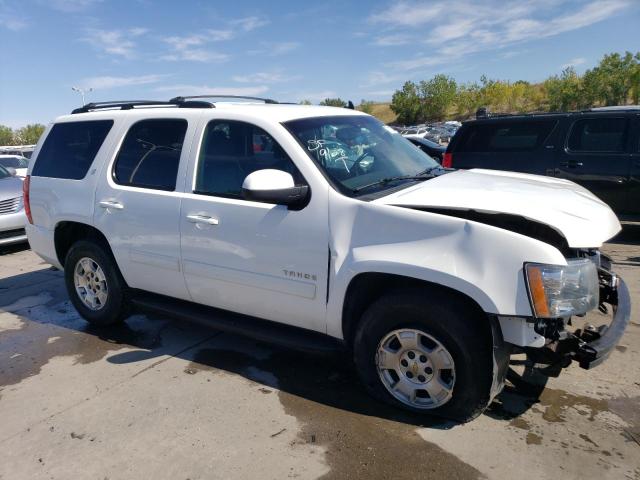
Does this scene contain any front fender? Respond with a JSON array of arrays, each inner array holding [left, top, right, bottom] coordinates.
[[325, 192, 567, 339]]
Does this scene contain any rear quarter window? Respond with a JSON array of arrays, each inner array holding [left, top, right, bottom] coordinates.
[[567, 117, 629, 153], [32, 120, 113, 179], [454, 120, 557, 153]]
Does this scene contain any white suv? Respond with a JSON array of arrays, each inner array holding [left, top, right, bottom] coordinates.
[[25, 97, 631, 421]]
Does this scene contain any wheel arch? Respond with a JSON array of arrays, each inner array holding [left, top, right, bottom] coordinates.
[[341, 272, 491, 347], [54, 221, 115, 268]]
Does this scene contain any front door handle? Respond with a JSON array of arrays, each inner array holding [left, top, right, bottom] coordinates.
[[99, 200, 124, 210], [559, 160, 583, 168], [186, 214, 219, 225]]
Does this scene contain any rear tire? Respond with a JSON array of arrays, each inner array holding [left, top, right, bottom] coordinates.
[[64, 240, 129, 326], [353, 289, 494, 422]]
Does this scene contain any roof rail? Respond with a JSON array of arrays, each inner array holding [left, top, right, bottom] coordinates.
[[475, 110, 573, 119], [71, 98, 214, 114], [470, 105, 640, 120], [589, 105, 640, 111], [169, 95, 279, 104]]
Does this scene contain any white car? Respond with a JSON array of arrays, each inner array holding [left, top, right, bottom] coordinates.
[[24, 97, 630, 421], [0, 154, 29, 177]]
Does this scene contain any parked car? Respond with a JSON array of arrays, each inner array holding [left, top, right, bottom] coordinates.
[[0, 165, 28, 246], [402, 127, 443, 144], [445, 106, 640, 215], [427, 126, 452, 144], [404, 135, 446, 162], [0, 155, 29, 177], [0, 145, 36, 159], [25, 97, 630, 421]]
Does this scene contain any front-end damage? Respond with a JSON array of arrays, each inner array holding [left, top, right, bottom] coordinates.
[[486, 250, 630, 402], [406, 206, 630, 384], [520, 251, 631, 375]]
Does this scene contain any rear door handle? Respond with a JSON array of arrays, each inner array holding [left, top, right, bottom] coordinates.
[[99, 200, 124, 210], [186, 214, 219, 225]]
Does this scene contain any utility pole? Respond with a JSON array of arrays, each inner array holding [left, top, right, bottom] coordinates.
[[71, 86, 93, 105]]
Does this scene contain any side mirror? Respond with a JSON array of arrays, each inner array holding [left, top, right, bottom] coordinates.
[[5, 167, 17, 177], [242, 169, 309, 209]]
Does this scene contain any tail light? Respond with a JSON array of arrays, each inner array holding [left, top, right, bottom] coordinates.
[[442, 152, 453, 168], [23, 175, 33, 224]]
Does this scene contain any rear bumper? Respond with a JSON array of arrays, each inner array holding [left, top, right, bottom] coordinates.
[[25, 223, 61, 268], [574, 276, 631, 369]]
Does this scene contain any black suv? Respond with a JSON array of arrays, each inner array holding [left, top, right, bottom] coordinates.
[[444, 107, 640, 215]]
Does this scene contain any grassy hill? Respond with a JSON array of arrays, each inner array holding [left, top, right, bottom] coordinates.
[[357, 103, 397, 124]]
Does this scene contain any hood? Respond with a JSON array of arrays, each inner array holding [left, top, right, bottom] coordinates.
[[0, 175, 24, 201], [374, 168, 621, 248]]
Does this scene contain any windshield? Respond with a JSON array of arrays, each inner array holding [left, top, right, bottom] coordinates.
[[0, 156, 28, 168], [285, 115, 440, 197], [0, 165, 10, 179]]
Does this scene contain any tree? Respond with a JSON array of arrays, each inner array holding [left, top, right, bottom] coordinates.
[[417, 74, 457, 121], [299, 99, 312, 105], [319, 98, 347, 107], [632, 52, 640, 104], [478, 76, 512, 112], [456, 82, 483, 117], [0, 125, 13, 145], [583, 51, 638, 106], [14, 124, 45, 145], [391, 81, 421, 125], [358, 99, 375, 114], [544, 67, 582, 111]]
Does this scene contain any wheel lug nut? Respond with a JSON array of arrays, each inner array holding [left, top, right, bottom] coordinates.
[[406, 372, 413, 379], [419, 355, 427, 363], [418, 375, 426, 382], [425, 367, 433, 375], [408, 351, 415, 360], [401, 359, 408, 367]]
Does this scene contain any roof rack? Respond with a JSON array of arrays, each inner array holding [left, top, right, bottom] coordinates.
[[71, 94, 282, 115], [473, 104, 640, 120], [71, 98, 214, 114], [482, 111, 569, 118], [169, 95, 279, 104], [589, 105, 640, 111]]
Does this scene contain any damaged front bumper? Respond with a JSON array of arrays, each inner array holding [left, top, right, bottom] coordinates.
[[573, 275, 631, 369], [525, 262, 631, 375]]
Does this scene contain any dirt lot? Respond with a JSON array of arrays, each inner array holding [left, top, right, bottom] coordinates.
[[0, 233, 639, 480]]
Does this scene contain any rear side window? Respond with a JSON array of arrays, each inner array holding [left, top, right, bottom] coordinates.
[[113, 119, 187, 191], [32, 120, 113, 179], [568, 118, 629, 153], [455, 120, 557, 153]]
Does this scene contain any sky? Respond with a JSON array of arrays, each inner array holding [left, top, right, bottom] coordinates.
[[0, 0, 639, 128]]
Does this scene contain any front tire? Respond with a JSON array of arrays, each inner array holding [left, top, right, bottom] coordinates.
[[353, 289, 494, 422], [64, 240, 129, 326]]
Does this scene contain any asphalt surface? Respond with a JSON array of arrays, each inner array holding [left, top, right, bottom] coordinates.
[[0, 233, 639, 480]]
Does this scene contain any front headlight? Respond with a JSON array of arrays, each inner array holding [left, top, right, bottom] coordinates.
[[525, 259, 599, 318]]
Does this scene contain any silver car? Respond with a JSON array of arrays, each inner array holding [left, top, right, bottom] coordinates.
[[0, 155, 29, 177], [0, 165, 28, 246]]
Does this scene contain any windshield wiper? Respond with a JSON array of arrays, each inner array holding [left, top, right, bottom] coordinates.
[[352, 166, 440, 194]]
